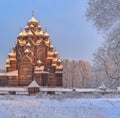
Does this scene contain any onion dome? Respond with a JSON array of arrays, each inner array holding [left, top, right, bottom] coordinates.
[[6, 58, 10, 64], [26, 42, 31, 47], [44, 39, 50, 46], [47, 50, 54, 59], [8, 51, 16, 57], [35, 30, 43, 37], [43, 32, 49, 39], [52, 57, 58, 67], [30, 24, 34, 29], [18, 39, 26, 46], [37, 25, 42, 30], [17, 32, 24, 39], [54, 51, 58, 56], [26, 30, 33, 37], [48, 50, 54, 56], [25, 25, 29, 30], [56, 59, 63, 70], [22, 30, 28, 37], [56, 64, 63, 70], [50, 45, 54, 50], [48, 51, 54, 56], [52, 57, 58, 63], [57, 59, 62, 63], [28, 16, 39, 26]]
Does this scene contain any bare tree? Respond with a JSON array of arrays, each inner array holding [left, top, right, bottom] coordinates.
[[62, 59, 91, 88], [86, 0, 120, 32], [86, 0, 120, 88], [93, 39, 120, 88]]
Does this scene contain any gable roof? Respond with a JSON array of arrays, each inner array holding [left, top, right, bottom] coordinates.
[[27, 80, 40, 88]]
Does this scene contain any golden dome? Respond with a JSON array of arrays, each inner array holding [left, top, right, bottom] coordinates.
[[44, 39, 50, 46], [22, 30, 28, 37], [17, 32, 24, 38], [8, 51, 16, 57], [43, 32, 49, 38], [47, 50, 54, 59], [54, 51, 58, 56], [18, 39, 26, 46], [25, 25, 29, 30], [6, 58, 10, 64], [52, 56, 58, 67], [35, 30, 43, 37], [50, 45, 54, 49], [30, 24, 34, 29], [52, 57, 58, 63], [58, 59, 62, 63], [47, 51, 54, 56], [28, 16, 39, 26], [37, 25, 42, 30], [26, 30, 33, 37], [56, 64, 63, 70]]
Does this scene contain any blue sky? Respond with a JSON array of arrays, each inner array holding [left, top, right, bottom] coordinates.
[[0, 0, 103, 69]]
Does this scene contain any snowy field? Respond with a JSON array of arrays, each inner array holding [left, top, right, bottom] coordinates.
[[0, 95, 119, 118]]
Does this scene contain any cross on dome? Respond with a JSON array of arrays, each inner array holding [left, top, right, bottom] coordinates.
[[32, 10, 34, 17]]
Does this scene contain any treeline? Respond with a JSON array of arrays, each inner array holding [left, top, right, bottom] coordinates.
[[62, 59, 92, 88], [62, 59, 118, 89]]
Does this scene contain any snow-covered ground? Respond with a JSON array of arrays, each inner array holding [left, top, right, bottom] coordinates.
[[0, 95, 119, 118]]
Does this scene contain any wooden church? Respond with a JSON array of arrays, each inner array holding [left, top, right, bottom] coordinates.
[[3, 14, 63, 87]]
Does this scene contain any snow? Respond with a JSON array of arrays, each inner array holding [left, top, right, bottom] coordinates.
[[27, 80, 40, 88], [0, 70, 18, 76], [40, 87, 73, 92], [0, 87, 27, 91], [0, 95, 119, 118]]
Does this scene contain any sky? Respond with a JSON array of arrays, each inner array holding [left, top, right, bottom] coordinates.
[[0, 0, 104, 69]]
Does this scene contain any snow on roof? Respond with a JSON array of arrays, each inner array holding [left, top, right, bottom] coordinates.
[[34, 71, 49, 74], [99, 82, 107, 90], [40, 87, 72, 92], [0, 70, 18, 77], [55, 71, 63, 73], [27, 80, 40, 88]]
